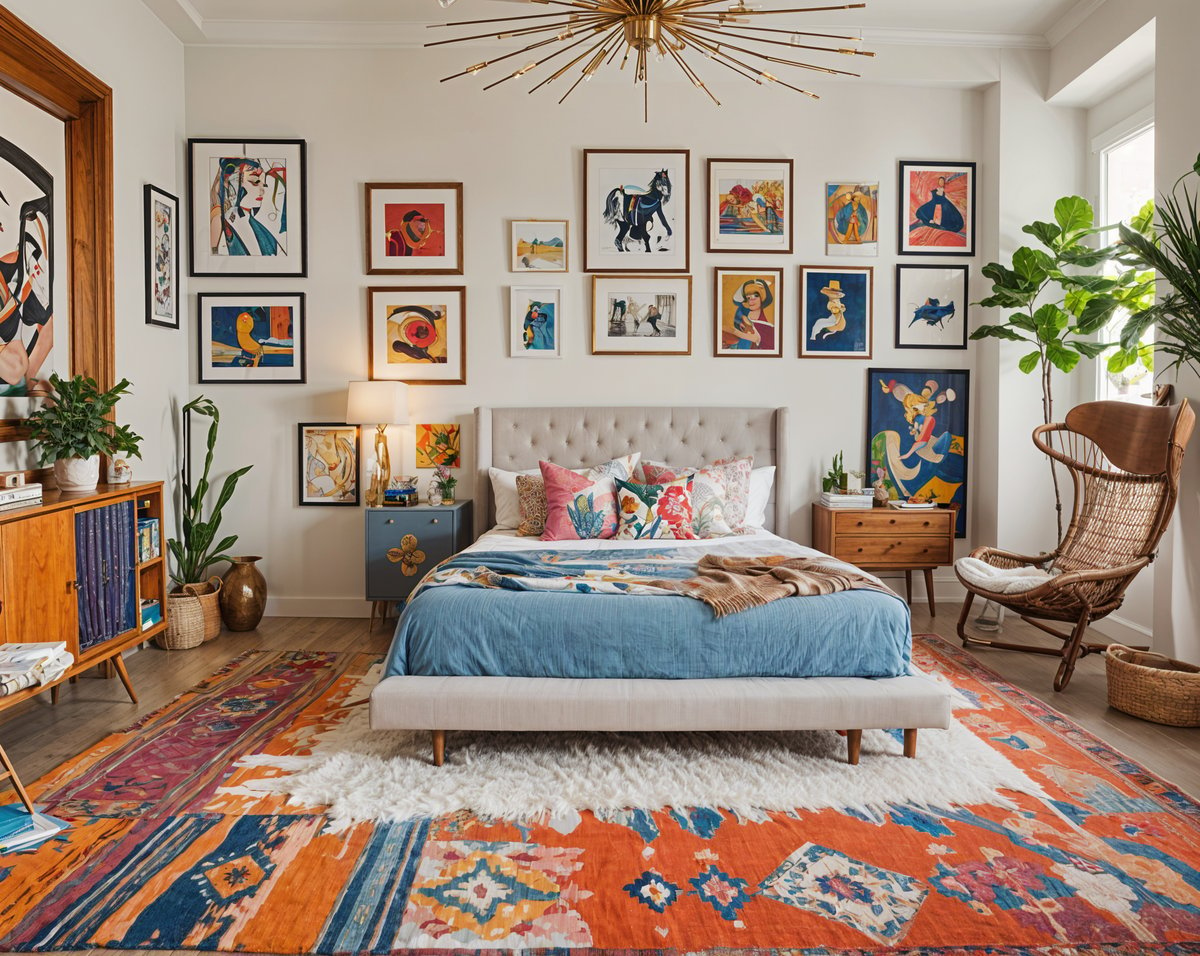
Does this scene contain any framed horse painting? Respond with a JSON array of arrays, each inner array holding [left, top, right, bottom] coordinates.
[[583, 149, 689, 273]]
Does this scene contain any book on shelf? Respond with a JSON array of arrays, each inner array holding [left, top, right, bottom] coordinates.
[[0, 497, 41, 513], [0, 809, 69, 853], [0, 483, 41, 505]]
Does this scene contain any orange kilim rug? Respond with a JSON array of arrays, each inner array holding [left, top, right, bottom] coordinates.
[[1, 635, 1198, 954]]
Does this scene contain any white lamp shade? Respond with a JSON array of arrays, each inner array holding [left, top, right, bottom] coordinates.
[[345, 381, 410, 425]]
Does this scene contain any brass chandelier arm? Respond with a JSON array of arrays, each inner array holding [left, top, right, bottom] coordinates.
[[663, 24, 773, 85], [440, 28, 594, 85], [484, 26, 612, 90], [683, 21, 873, 59], [682, 3, 866, 15], [670, 24, 818, 96], [425, 8, 605, 30], [681, 23, 863, 74], [427, 16, 609, 52]]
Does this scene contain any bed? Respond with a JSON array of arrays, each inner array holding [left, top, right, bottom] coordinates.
[[370, 406, 951, 765]]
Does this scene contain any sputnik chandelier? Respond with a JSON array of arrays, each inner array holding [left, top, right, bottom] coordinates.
[[427, 1, 874, 121]]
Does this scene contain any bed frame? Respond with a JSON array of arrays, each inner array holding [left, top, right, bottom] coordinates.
[[370, 406, 952, 765]]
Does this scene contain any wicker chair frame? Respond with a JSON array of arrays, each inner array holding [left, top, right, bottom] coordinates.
[[956, 398, 1195, 691]]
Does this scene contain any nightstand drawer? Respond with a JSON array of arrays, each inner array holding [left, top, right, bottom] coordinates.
[[834, 535, 952, 567], [833, 511, 952, 535], [365, 506, 470, 602]]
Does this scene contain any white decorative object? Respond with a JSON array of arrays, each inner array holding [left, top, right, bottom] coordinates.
[[106, 457, 133, 485], [54, 456, 99, 493]]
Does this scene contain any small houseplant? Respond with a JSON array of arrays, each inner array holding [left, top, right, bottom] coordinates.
[[433, 463, 457, 505], [821, 451, 847, 493], [25, 373, 143, 492]]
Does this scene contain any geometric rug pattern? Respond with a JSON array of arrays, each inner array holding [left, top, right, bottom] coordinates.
[[1, 637, 1199, 953]]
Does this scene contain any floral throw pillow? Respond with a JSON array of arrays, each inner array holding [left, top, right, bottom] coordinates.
[[540, 460, 620, 540], [711, 456, 754, 532], [635, 459, 735, 537], [614, 476, 698, 540], [518, 454, 641, 537]]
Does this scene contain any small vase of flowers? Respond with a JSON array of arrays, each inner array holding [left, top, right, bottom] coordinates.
[[433, 463, 457, 505]]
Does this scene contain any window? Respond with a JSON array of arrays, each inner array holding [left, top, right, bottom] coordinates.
[[1097, 123, 1155, 401]]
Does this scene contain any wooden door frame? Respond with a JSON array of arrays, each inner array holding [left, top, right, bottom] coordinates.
[[0, 5, 114, 442]]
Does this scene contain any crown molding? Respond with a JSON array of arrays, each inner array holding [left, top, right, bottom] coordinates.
[[1044, 0, 1108, 48]]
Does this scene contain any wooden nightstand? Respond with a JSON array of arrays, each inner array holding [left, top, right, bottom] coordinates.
[[811, 503, 956, 614], [365, 501, 473, 629]]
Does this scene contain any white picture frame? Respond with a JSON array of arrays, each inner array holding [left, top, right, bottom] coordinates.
[[510, 286, 563, 358]]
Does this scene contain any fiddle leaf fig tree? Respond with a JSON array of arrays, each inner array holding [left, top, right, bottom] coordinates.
[[971, 196, 1154, 539]]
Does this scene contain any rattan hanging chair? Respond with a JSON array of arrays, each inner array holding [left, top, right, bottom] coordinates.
[[955, 398, 1195, 692]]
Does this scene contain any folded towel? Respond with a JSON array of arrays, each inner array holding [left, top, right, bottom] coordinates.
[[955, 556, 1059, 595]]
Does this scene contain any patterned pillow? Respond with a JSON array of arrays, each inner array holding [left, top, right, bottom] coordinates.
[[517, 454, 641, 537], [711, 456, 754, 532], [540, 461, 621, 540], [635, 459, 736, 537], [614, 476, 698, 540]]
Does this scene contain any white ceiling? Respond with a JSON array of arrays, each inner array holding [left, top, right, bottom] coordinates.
[[146, 0, 1101, 47]]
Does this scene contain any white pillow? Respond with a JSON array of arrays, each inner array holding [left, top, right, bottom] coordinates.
[[743, 465, 776, 530], [489, 466, 539, 529]]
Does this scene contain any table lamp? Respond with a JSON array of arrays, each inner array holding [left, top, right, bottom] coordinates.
[[346, 381, 409, 507]]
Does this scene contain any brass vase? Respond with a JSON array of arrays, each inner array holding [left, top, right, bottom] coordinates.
[[219, 555, 267, 631]]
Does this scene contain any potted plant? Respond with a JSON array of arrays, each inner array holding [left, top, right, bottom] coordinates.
[[162, 396, 252, 648], [821, 451, 847, 493], [25, 373, 143, 492], [433, 463, 457, 505]]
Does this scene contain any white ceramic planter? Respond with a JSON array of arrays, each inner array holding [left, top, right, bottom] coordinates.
[[106, 457, 133, 484], [54, 455, 100, 492]]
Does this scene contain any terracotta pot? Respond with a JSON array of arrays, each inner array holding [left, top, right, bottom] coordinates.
[[54, 455, 99, 492], [219, 555, 267, 631]]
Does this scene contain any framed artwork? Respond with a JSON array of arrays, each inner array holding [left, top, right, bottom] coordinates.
[[866, 368, 969, 536], [826, 182, 878, 256], [713, 267, 783, 357], [365, 182, 463, 275], [511, 219, 568, 272], [706, 158, 793, 254], [197, 292, 306, 384], [368, 286, 466, 385], [898, 160, 976, 256], [799, 266, 873, 359], [510, 286, 563, 358], [298, 423, 360, 506], [895, 264, 969, 350], [144, 184, 179, 328], [591, 275, 691, 355], [584, 149, 689, 273], [415, 423, 461, 469], [188, 138, 307, 277]]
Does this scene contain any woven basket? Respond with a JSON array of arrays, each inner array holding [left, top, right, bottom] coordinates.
[[1106, 643, 1200, 727], [157, 578, 223, 650]]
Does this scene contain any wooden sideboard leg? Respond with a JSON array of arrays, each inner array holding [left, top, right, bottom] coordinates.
[[431, 730, 446, 767], [0, 744, 35, 814], [903, 729, 918, 758], [904, 570, 913, 606], [50, 683, 59, 705], [923, 568, 936, 616], [111, 654, 138, 704], [845, 729, 862, 765]]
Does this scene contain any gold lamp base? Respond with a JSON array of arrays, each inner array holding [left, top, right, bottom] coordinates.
[[367, 423, 390, 507]]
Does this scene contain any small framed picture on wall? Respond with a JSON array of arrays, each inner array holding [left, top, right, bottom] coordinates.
[[898, 160, 976, 256], [197, 292, 306, 383], [511, 219, 568, 272], [510, 286, 563, 358], [706, 158, 793, 254], [368, 286, 467, 384], [591, 274, 692, 355], [895, 264, 969, 349], [144, 184, 179, 328], [365, 182, 464, 275], [298, 423, 360, 506], [713, 267, 783, 357]]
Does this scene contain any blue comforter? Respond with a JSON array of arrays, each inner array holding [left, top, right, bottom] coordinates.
[[384, 541, 912, 680]]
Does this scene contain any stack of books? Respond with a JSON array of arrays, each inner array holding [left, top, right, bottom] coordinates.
[[137, 517, 161, 562], [820, 490, 875, 510], [0, 482, 41, 513], [0, 804, 69, 854]]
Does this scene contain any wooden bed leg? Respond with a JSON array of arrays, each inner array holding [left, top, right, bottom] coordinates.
[[903, 728, 918, 758], [431, 730, 445, 767], [846, 729, 862, 765]]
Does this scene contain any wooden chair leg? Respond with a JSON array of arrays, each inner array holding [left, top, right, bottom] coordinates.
[[923, 568, 936, 616], [432, 730, 445, 767], [957, 591, 977, 647], [1053, 609, 1092, 692], [903, 728, 918, 758], [0, 744, 35, 814], [845, 729, 862, 765], [111, 654, 138, 704]]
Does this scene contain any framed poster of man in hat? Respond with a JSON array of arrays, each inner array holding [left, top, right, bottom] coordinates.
[[799, 265, 873, 358], [826, 182, 879, 256]]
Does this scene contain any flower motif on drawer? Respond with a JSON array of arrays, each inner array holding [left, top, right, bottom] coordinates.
[[387, 533, 426, 576]]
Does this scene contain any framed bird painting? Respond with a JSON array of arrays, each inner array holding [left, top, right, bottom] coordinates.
[[895, 264, 969, 349], [197, 292, 306, 383]]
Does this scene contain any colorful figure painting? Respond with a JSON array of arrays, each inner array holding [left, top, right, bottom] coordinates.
[[366, 184, 463, 275], [867, 368, 969, 535], [584, 150, 689, 273], [298, 423, 359, 506], [197, 293, 306, 383], [718, 178, 785, 238], [826, 182, 878, 256], [799, 266, 873, 359], [384, 203, 445, 258], [387, 305, 448, 365], [369, 286, 466, 384], [898, 161, 976, 256], [591, 275, 692, 355], [706, 159, 793, 253], [510, 287, 561, 358], [0, 135, 54, 397], [209, 155, 288, 258], [416, 424, 461, 469], [714, 268, 782, 357]]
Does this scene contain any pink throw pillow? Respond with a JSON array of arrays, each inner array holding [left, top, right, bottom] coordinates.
[[539, 460, 620, 540]]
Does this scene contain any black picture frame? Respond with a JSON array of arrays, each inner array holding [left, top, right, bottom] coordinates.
[[197, 292, 307, 384], [144, 184, 180, 328], [298, 423, 361, 507], [894, 264, 969, 350], [897, 160, 976, 257], [188, 137, 308, 277]]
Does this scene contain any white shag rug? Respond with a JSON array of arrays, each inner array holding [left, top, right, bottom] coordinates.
[[227, 667, 1044, 830]]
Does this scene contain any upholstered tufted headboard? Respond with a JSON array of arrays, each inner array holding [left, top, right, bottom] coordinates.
[[475, 406, 789, 540]]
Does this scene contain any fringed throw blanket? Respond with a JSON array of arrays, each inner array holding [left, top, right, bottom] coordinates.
[[655, 554, 897, 617]]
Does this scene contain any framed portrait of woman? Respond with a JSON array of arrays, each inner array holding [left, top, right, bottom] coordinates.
[[188, 138, 307, 277], [713, 267, 783, 357], [898, 160, 976, 256], [707, 159, 793, 254], [510, 286, 563, 358]]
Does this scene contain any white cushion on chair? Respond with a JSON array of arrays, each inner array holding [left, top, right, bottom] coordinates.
[[956, 557, 1059, 594]]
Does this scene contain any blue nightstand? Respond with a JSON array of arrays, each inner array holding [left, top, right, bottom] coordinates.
[[365, 501, 473, 630]]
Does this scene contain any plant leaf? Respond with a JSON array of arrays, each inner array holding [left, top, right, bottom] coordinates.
[[1054, 196, 1094, 240], [1018, 350, 1041, 374]]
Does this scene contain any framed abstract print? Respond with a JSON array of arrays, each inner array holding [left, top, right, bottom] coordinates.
[[197, 292, 306, 384], [144, 184, 179, 328], [895, 264, 969, 350], [898, 160, 976, 256], [511, 219, 568, 272], [706, 158, 793, 254], [826, 182, 878, 256], [365, 182, 464, 275], [866, 367, 969, 536], [298, 423, 360, 506], [510, 286, 563, 358], [188, 138, 307, 277], [584, 149, 689, 273], [799, 265, 873, 359], [713, 267, 783, 357], [591, 275, 691, 355], [368, 286, 466, 385], [415, 423, 461, 469]]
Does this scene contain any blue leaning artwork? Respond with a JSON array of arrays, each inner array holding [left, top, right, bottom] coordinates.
[[866, 368, 969, 536], [804, 270, 869, 353]]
